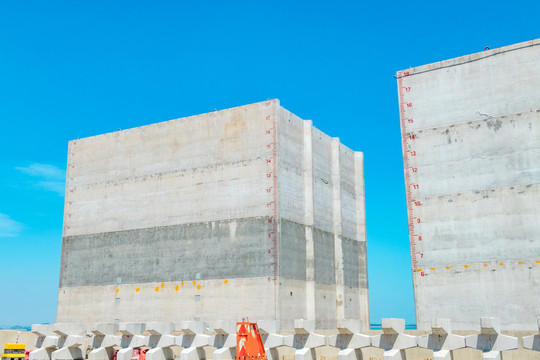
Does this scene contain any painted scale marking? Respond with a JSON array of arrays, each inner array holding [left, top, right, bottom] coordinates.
[[397, 71, 424, 275], [265, 101, 278, 281]]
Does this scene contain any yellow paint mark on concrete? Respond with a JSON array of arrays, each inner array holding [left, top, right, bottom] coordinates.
[[197, 285, 201, 290], [135, 288, 140, 292], [161, 282, 165, 288], [430, 268, 435, 270], [155, 287, 159, 292], [499, 263, 504, 266], [519, 261, 524, 264], [175, 285, 179, 291], [446, 266, 451, 269], [464, 265, 469, 268], [181, 281, 184, 286], [224, 279, 229, 284], [417, 269, 422, 272], [484, 264, 488, 267], [116, 288, 119, 293], [192, 280, 196, 285], [536, 261, 540, 264]]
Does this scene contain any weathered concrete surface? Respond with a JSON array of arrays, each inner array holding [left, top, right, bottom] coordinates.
[[58, 100, 367, 329], [397, 39, 540, 329], [9, 328, 540, 360], [60, 218, 275, 287]]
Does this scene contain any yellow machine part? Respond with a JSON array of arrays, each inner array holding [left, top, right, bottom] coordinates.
[[2, 344, 25, 358]]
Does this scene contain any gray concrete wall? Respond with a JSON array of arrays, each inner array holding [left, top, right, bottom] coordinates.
[[275, 107, 369, 329], [397, 39, 540, 329], [58, 100, 368, 328]]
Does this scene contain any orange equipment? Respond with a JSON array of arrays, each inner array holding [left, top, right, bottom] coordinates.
[[235, 322, 266, 360]]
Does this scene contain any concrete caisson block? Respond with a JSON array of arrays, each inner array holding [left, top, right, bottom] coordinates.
[[57, 100, 368, 329]]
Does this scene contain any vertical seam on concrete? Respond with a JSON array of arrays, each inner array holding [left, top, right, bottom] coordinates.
[[303, 119, 315, 321], [332, 139, 345, 321], [354, 151, 369, 326], [354, 152, 367, 243]]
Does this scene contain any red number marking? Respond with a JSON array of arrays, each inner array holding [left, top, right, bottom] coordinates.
[[407, 118, 414, 123], [406, 103, 413, 108], [418, 236, 422, 241], [412, 167, 418, 173], [413, 184, 419, 189], [404, 87, 411, 92], [416, 218, 421, 223], [410, 151, 416, 156]]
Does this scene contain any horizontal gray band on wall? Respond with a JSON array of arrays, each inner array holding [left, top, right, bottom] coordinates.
[[60, 216, 368, 288], [60, 217, 275, 287]]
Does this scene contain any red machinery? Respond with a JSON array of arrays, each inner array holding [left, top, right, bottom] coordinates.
[[235, 322, 266, 360]]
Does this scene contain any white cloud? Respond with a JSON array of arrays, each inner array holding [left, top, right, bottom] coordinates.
[[16, 163, 65, 180], [0, 213, 23, 237], [15, 163, 66, 196]]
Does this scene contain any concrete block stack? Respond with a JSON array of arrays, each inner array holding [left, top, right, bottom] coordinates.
[[26, 317, 540, 360]]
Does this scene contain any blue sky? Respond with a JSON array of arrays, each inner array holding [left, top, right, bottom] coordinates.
[[0, 0, 538, 327]]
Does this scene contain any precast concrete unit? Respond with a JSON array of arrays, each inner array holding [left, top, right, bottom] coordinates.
[[397, 39, 540, 329], [57, 99, 368, 329]]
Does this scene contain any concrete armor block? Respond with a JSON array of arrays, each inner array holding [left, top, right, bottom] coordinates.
[[258, 320, 285, 360], [178, 321, 213, 360], [212, 321, 237, 360], [465, 318, 518, 360], [89, 323, 120, 360], [144, 322, 178, 360], [115, 323, 149, 360], [522, 317, 540, 351], [417, 319, 465, 360], [371, 319, 417, 360], [329, 321, 370, 360], [283, 319, 327, 360], [30, 325, 62, 360]]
